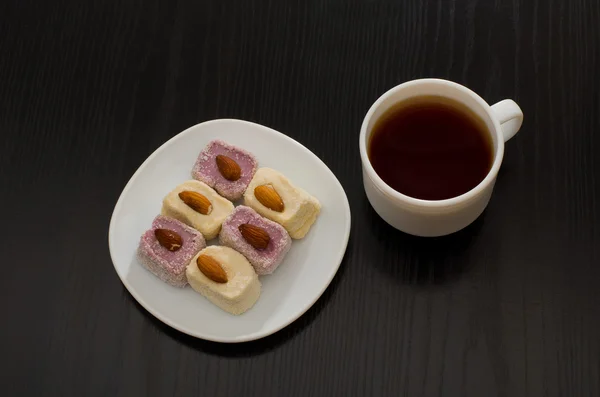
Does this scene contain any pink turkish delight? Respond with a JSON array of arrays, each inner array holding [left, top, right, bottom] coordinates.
[[191, 140, 258, 201], [219, 206, 291, 275], [137, 215, 206, 287]]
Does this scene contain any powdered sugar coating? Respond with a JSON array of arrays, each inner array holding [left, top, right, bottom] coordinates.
[[219, 206, 291, 275], [137, 215, 206, 287], [191, 140, 258, 201]]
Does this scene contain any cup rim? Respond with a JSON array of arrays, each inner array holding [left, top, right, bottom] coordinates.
[[359, 78, 505, 208]]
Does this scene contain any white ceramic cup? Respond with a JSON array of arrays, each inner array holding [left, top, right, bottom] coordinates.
[[359, 78, 523, 237]]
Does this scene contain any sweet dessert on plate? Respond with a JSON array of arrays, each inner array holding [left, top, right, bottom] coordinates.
[[219, 205, 291, 275], [244, 167, 321, 239], [161, 180, 234, 240], [192, 140, 258, 201], [137, 215, 206, 287], [186, 246, 261, 315], [133, 137, 326, 317]]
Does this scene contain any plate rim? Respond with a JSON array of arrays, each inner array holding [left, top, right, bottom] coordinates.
[[108, 118, 352, 343]]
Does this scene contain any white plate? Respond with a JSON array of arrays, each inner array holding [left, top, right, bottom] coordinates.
[[108, 119, 351, 343]]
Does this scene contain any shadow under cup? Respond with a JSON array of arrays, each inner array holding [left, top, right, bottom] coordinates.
[[359, 79, 508, 237]]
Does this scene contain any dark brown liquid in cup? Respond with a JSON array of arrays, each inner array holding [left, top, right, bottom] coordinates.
[[368, 96, 494, 201]]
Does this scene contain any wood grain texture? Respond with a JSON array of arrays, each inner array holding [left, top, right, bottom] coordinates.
[[1, 0, 599, 396]]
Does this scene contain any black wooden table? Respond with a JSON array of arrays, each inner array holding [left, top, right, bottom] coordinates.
[[2, 1, 599, 396]]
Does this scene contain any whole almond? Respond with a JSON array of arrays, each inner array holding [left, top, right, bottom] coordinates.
[[154, 229, 183, 251], [178, 191, 212, 215], [196, 254, 228, 283], [239, 223, 270, 249], [254, 184, 284, 212], [216, 154, 241, 181]]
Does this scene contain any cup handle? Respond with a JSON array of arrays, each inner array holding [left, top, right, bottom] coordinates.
[[491, 99, 523, 142]]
